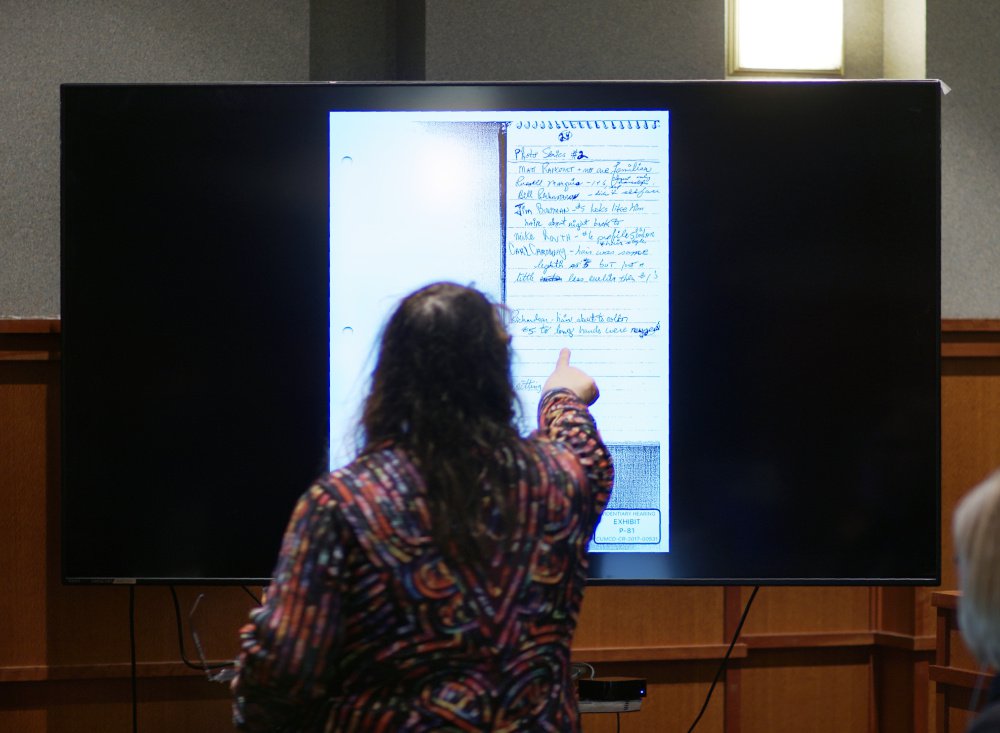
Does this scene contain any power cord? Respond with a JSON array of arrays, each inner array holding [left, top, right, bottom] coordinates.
[[241, 585, 262, 605], [685, 585, 760, 733], [131, 584, 262, 728], [169, 585, 264, 682], [571, 661, 596, 680], [168, 586, 235, 676]]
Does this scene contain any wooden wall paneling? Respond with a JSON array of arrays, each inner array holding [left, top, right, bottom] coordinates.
[[730, 584, 879, 733], [739, 586, 872, 636], [933, 592, 955, 733], [873, 646, 933, 733], [935, 322, 1000, 733], [939, 356, 1000, 593], [935, 593, 952, 733], [945, 697, 978, 733], [872, 585, 935, 733], [739, 647, 873, 733], [940, 319, 1000, 594], [0, 358, 56, 669], [930, 591, 996, 733], [724, 587, 743, 733], [575, 586, 724, 651], [735, 585, 884, 731], [0, 325, 62, 688], [934, 658, 982, 733], [878, 586, 918, 636], [931, 593, 980, 678]]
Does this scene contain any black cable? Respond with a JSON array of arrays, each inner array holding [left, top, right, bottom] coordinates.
[[616, 711, 621, 732], [168, 586, 234, 671], [129, 585, 138, 733], [241, 585, 262, 605], [685, 585, 760, 733]]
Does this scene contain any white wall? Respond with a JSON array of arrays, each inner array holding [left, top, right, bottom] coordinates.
[[928, 0, 1000, 317], [424, 0, 723, 81]]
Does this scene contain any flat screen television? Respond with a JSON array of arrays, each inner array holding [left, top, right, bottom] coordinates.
[[61, 80, 941, 585]]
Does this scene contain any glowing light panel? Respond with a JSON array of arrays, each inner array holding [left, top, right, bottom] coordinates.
[[733, 0, 843, 73]]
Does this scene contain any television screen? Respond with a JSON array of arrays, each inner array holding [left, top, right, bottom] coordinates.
[[61, 80, 940, 585]]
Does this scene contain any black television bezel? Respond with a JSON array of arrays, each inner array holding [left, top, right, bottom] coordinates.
[[60, 80, 942, 587]]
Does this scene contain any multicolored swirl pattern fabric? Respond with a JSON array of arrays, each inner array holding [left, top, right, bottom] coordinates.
[[232, 388, 613, 732]]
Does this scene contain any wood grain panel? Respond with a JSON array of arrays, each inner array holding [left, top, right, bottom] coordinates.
[[940, 683, 980, 733], [576, 586, 724, 648], [941, 320, 1000, 358], [879, 586, 919, 635], [940, 357, 1000, 593], [932, 591, 996, 732], [736, 586, 871, 635], [0, 321, 60, 361], [0, 361, 57, 667], [0, 320, 60, 334], [739, 648, 872, 733], [572, 644, 746, 664], [875, 647, 933, 733]]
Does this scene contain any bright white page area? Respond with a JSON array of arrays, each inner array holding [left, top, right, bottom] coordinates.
[[329, 109, 669, 552]]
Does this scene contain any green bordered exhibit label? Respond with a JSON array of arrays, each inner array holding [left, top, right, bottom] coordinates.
[[593, 509, 660, 544]]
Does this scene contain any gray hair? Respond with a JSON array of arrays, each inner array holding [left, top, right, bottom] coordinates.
[[954, 468, 1000, 670]]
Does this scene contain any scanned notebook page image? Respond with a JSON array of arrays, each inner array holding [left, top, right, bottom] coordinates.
[[329, 110, 669, 552]]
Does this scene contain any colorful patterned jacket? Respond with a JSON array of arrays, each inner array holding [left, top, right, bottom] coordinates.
[[232, 388, 613, 732]]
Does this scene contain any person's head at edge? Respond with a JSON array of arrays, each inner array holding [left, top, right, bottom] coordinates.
[[359, 282, 521, 565], [954, 468, 1000, 670]]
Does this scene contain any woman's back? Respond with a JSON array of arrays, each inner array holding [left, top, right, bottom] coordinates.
[[232, 284, 612, 731], [233, 388, 612, 732]]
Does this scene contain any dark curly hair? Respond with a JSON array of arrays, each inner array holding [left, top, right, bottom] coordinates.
[[360, 282, 520, 563]]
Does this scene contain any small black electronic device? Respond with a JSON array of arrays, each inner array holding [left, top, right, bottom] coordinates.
[[578, 676, 647, 713]]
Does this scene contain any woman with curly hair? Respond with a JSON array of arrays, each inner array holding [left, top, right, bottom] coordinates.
[[232, 282, 613, 732]]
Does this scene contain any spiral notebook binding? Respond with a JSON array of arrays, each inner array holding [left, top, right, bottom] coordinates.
[[512, 119, 660, 130]]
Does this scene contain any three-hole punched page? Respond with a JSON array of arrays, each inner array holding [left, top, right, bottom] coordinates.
[[329, 109, 670, 552]]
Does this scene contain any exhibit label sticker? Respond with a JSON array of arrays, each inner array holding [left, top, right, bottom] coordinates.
[[594, 509, 661, 544]]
